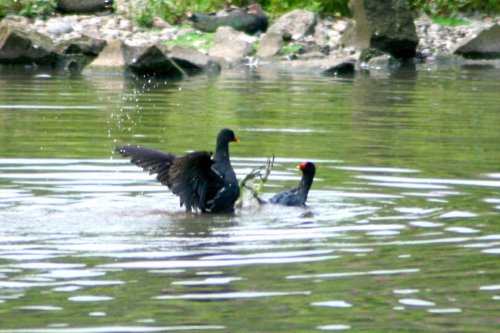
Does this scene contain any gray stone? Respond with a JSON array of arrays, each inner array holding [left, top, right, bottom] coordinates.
[[322, 60, 356, 76], [268, 9, 316, 41], [366, 54, 399, 70], [343, 0, 418, 58], [55, 36, 107, 56], [297, 51, 326, 60], [209, 27, 253, 62], [168, 45, 220, 74], [257, 32, 283, 58], [0, 20, 56, 65], [123, 44, 174, 75], [313, 20, 330, 45], [123, 43, 219, 76], [153, 17, 172, 29], [213, 26, 256, 44], [209, 39, 253, 63], [273, 56, 355, 76], [89, 40, 126, 67], [454, 24, 500, 59], [47, 21, 73, 35]]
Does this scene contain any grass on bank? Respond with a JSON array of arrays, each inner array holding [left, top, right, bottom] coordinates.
[[431, 15, 470, 26], [165, 30, 214, 52]]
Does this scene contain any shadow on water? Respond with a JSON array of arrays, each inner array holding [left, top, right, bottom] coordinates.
[[0, 65, 499, 332]]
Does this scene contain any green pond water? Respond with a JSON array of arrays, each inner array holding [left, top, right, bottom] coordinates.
[[0, 64, 499, 332]]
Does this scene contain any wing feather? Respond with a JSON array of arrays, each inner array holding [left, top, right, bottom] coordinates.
[[168, 151, 223, 212], [115, 145, 175, 186]]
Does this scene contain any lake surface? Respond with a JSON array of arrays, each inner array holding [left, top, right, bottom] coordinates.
[[0, 63, 499, 332]]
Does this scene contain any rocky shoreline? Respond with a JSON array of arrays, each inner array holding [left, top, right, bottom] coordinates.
[[1, 4, 499, 77]]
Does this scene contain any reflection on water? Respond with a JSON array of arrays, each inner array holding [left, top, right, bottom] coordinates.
[[0, 65, 499, 332]]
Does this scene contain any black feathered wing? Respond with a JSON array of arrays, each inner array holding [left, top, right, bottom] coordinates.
[[116, 146, 224, 212], [168, 151, 223, 212], [115, 145, 176, 185]]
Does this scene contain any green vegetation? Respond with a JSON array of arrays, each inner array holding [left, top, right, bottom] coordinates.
[[280, 42, 303, 56], [131, 0, 215, 27], [0, 0, 56, 19], [408, 0, 499, 16], [431, 15, 470, 26], [165, 30, 214, 52]]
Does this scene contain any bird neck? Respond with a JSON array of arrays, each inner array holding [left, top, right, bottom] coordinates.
[[299, 174, 314, 196], [214, 141, 231, 164]]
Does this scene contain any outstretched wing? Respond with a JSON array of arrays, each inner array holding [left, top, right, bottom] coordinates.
[[168, 151, 223, 212], [115, 145, 176, 186]]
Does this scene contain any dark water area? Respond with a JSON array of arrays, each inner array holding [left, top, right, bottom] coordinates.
[[0, 64, 499, 332]]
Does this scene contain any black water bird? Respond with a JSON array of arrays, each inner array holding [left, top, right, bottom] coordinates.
[[115, 129, 240, 214], [187, 2, 268, 35], [268, 162, 316, 207]]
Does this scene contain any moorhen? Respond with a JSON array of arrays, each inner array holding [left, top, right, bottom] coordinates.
[[187, 2, 268, 35], [115, 128, 240, 214], [268, 161, 316, 207]]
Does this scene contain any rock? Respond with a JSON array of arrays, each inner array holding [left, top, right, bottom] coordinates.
[[118, 19, 132, 31], [333, 20, 348, 33], [297, 51, 326, 60], [153, 17, 172, 29], [209, 27, 253, 62], [268, 9, 316, 41], [213, 26, 242, 43], [314, 19, 330, 45], [359, 47, 387, 62], [123, 43, 219, 76], [273, 56, 355, 76], [55, 36, 107, 56], [57, 0, 114, 13], [100, 28, 122, 40], [343, 0, 418, 59], [89, 40, 125, 67], [454, 24, 500, 59], [47, 21, 73, 35], [322, 60, 356, 76], [0, 20, 56, 65], [257, 32, 283, 58], [168, 45, 220, 74], [122, 44, 170, 75], [366, 54, 399, 70], [209, 39, 253, 63]]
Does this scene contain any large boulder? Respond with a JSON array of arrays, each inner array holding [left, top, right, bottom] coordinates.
[[124, 43, 220, 76], [89, 40, 126, 67], [454, 24, 500, 59], [55, 36, 107, 57], [54, 36, 108, 73], [342, 0, 418, 58], [274, 57, 355, 76], [168, 45, 221, 74], [267, 9, 316, 41], [257, 32, 283, 58], [209, 26, 254, 63], [124, 44, 181, 76], [0, 20, 56, 65]]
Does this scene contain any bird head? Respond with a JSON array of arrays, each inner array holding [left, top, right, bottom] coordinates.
[[218, 128, 239, 144], [298, 161, 316, 175]]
